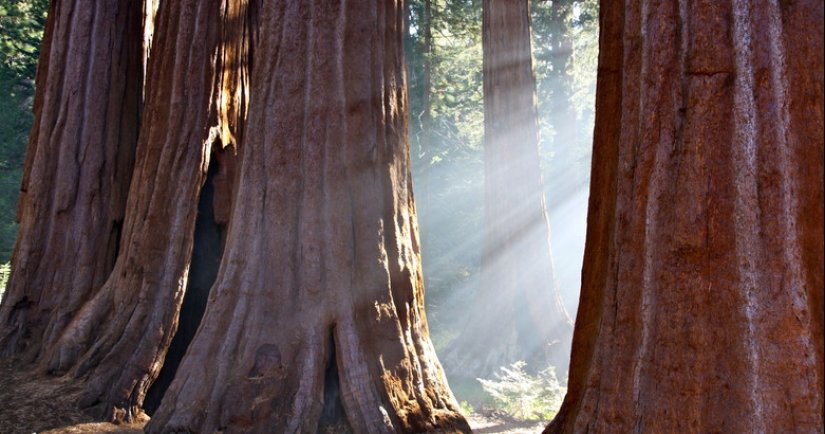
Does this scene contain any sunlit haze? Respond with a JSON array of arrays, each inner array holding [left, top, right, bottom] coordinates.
[[406, 0, 598, 383]]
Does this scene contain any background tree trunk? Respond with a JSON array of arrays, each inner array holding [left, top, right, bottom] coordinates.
[[0, 0, 144, 360], [442, 0, 573, 381], [39, 0, 249, 422], [147, 2, 469, 433], [546, 0, 823, 432]]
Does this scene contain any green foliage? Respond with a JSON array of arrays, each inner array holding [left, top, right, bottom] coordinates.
[[408, 0, 484, 166], [0, 0, 47, 262], [569, 0, 599, 145], [428, 0, 484, 153], [477, 361, 567, 421], [459, 400, 475, 415], [532, 0, 598, 192], [0, 0, 47, 78]]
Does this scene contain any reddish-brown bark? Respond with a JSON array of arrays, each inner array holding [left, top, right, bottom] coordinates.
[[0, 0, 144, 360], [146, 2, 469, 432], [38, 0, 249, 421], [442, 0, 573, 380], [546, 0, 824, 432]]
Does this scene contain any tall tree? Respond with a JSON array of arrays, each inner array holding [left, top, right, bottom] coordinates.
[[546, 0, 824, 431], [441, 0, 573, 380], [0, 0, 144, 360], [38, 0, 249, 421], [144, 1, 468, 432]]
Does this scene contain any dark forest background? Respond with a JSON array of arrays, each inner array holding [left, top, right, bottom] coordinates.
[[0, 0, 48, 289]]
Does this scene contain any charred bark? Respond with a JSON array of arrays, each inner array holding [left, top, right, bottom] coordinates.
[[441, 0, 573, 381], [546, 0, 823, 432], [146, 2, 469, 432], [0, 0, 144, 361], [39, 0, 249, 422]]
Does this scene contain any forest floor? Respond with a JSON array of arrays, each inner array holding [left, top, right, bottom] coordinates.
[[1, 357, 545, 434]]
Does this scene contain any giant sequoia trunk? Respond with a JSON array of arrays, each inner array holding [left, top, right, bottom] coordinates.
[[38, 0, 249, 421], [442, 0, 573, 380], [546, 0, 824, 432], [146, 2, 468, 433], [0, 0, 144, 361]]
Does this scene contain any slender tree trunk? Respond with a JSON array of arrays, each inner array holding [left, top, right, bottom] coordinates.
[[442, 0, 573, 381], [39, 0, 249, 421], [147, 2, 469, 433], [0, 0, 144, 361], [546, 0, 823, 432]]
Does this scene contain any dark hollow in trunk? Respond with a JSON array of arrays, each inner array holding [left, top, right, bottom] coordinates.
[[143, 160, 225, 416], [318, 330, 352, 433]]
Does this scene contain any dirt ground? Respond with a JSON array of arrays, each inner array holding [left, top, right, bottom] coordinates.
[[1, 357, 545, 434], [463, 413, 546, 434]]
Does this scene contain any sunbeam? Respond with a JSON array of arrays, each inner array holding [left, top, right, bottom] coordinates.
[[406, 2, 598, 417]]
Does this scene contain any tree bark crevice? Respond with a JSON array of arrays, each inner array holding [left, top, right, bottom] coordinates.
[[319, 329, 351, 432]]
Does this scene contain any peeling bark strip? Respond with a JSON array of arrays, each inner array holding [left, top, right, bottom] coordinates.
[[0, 0, 144, 360], [546, 0, 823, 432], [147, 1, 470, 432], [36, 0, 249, 422]]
